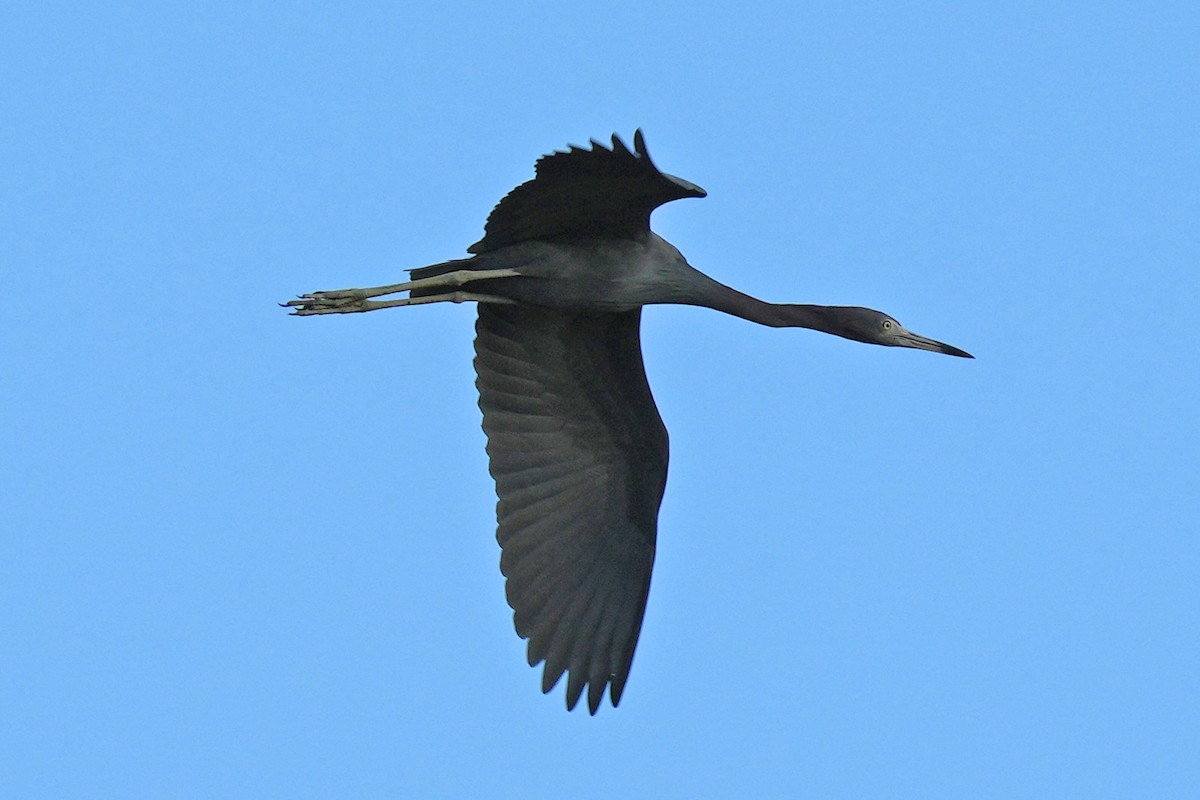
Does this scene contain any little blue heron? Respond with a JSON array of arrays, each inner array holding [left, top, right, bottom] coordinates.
[[284, 131, 972, 714]]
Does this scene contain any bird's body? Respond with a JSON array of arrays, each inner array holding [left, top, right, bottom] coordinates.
[[285, 131, 971, 714], [411, 234, 716, 311]]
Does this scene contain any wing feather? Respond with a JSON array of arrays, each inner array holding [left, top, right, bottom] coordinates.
[[467, 130, 705, 254], [474, 303, 668, 712]]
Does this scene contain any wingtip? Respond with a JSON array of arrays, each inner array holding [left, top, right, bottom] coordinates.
[[633, 128, 647, 156], [565, 673, 587, 710], [610, 675, 627, 708], [587, 679, 608, 715], [610, 132, 633, 157]]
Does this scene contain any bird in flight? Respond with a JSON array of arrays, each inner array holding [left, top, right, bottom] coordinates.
[[284, 131, 972, 714]]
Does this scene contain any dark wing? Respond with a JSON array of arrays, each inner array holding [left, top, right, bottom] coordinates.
[[474, 303, 669, 713], [467, 130, 706, 254]]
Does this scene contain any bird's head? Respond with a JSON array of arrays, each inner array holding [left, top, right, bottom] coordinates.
[[825, 307, 973, 358]]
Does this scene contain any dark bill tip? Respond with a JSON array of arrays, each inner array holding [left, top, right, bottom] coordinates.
[[939, 343, 974, 359]]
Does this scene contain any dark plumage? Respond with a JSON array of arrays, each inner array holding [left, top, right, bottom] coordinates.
[[284, 131, 971, 714]]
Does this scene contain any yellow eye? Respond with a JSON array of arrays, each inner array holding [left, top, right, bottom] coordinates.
[[882, 320, 893, 331]]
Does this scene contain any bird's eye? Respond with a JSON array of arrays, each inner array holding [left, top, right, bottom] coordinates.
[[882, 320, 893, 331]]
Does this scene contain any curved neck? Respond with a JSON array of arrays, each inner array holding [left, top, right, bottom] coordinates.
[[683, 271, 840, 334]]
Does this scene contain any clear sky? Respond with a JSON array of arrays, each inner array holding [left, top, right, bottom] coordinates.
[[3, 2, 1197, 797]]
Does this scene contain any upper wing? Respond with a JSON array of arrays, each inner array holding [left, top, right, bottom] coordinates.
[[473, 303, 669, 713], [467, 130, 706, 254]]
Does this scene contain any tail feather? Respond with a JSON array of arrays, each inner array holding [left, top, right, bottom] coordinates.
[[407, 257, 475, 282], [407, 257, 482, 298], [407, 253, 522, 300]]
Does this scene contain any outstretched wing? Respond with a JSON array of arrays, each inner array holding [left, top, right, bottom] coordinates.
[[473, 303, 669, 713], [467, 130, 706, 254]]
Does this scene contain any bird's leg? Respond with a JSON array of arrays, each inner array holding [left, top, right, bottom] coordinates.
[[282, 268, 521, 315], [290, 291, 515, 315]]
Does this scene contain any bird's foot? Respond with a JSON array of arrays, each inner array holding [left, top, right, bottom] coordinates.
[[281, 289, 374, 315]]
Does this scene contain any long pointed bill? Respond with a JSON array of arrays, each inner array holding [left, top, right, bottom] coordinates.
[[896, 329, 974, 358]]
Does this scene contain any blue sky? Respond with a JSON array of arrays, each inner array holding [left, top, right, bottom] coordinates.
[[3, 2, 1197, 797]]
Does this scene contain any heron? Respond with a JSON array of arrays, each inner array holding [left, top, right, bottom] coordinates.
[[284, 131, 972, 714]]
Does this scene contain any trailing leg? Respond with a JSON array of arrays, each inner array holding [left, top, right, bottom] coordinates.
[[282, 266, 522, 315]]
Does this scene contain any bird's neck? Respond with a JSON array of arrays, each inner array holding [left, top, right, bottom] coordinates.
[[687, 274, 841, 334], [760, 303, 842, 333]]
